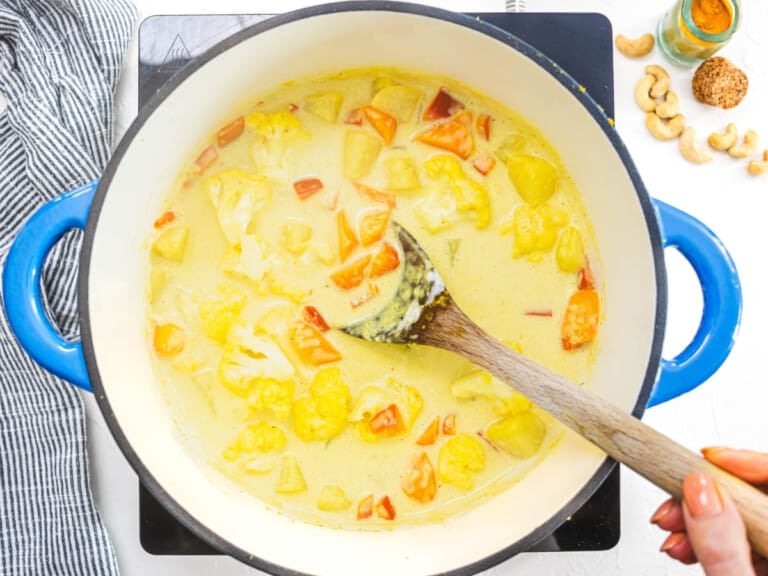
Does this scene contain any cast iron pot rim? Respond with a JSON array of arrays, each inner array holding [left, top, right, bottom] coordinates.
[[79, 3, 666, 575]]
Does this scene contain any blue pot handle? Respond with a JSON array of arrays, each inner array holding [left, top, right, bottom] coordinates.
[[648, 199, 742, 407], [2, 181, 98, 392]]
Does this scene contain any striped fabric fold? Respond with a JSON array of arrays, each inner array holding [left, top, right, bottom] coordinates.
[[0, 1, 137, 574]]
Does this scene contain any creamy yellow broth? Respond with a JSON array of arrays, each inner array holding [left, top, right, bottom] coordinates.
[[147, 67, 601, 528]]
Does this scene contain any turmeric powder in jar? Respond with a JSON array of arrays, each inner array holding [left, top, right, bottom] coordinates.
[[657, 0, 740, 66]]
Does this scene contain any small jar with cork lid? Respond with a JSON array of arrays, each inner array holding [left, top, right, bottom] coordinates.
[[657, 0, 741, 67]]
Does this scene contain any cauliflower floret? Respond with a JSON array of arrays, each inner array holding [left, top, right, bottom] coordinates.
[[276, 454, 307, 494], [219, 323, 295, 397], [222, 235, 277, 285], [424, 155, 491, 229], [451, 370, 532, 416], [247, 377, 294, 420], [281, 220, 313, 255], [484, 412, 547, 459], [198, 284, 248, 343], [222, 421, 287, 461], [413, 186, 458, 234], [247, 111, 310, 179], [438, 433, 486, 491], [205, 168, 271, 246], [293, 367, 351, 441]]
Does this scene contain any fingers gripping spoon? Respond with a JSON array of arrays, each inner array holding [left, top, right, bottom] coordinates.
[[341, 223, 768, 556]]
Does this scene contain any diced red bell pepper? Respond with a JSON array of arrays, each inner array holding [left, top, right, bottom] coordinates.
[[472, 151, 496, 175], [423, 88, 464, 121], [302, 305, 330, 332], [153, 211, 176, 229], [375, 496, 396, 521], [357, 494, 374, 519], [216, 116, 245, 147], [476, 113, 492, 140], [293, 177, 324, 200], [353, 182, 396, 208], [192, 145, 218, 175]]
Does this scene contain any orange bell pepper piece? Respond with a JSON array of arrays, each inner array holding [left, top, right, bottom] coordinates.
[[363, 106, 397, 145], [337, 209, 359, 263], [330, 254, 372, 290], [561, 288, 600, 350], [415, 120, 474, 160], [288, 321, 342, 365], [401, 452, 437, 504]]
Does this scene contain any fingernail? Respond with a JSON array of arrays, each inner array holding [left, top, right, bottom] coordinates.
[[660, 532, 686, 552], [650, 499, 674, 524], [683, 472, 723, 518], [701, 446, 728, 459]]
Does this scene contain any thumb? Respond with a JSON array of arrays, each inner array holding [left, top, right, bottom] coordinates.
[[683, 472, 755, 576]]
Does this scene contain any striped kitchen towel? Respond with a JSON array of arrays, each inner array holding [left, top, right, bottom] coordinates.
[[0, 1, 136, 574]]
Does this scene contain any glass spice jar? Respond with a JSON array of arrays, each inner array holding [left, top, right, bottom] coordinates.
[[657, 0, 741, 67]]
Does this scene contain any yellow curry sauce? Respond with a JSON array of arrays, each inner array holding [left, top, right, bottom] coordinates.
[[147, 68, 601, 528]]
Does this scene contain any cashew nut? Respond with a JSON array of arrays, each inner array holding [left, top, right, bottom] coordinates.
[[645, 113, 685, 140], [615, 33, 655, 58], [635, 75, 658, 112], [655, 91, 679, 119], [747, 150, 768, 176], [728, 130, 760, 158], [679, 127, 713, 164], [645, 64, 671, 98], [708, 123, 738, 151]]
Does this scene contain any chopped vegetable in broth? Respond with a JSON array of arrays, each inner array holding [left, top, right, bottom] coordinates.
[[147, 67, 602, 528]]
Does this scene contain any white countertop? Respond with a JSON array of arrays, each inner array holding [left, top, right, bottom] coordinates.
[[80, 1, 768, 575]]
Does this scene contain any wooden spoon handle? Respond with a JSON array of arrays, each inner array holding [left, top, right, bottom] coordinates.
[[431, 301, 768, 558]]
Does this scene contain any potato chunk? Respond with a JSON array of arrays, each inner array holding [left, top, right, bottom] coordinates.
[[556, 226, 585, 273], [317, 485, 352, 511], [451, 370, 532, 416], [485, 412, 546, 459], [371, 85, 422, 122], [304, 92, 343, 123], [507, 154, 558, 207], [343, 130, 382, 180], [276, 454, 307, 494], [152, 226, 189, 262], [503, 203, 567, 259], [385, 156, 420, 191]]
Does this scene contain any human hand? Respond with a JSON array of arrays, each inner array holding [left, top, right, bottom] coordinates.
[[651, 448, 768, 576]]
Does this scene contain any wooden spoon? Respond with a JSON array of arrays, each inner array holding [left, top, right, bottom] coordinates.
[[341, 223, 768, 557]]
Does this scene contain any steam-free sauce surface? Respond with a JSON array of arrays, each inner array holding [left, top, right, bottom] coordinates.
[[147, 68, 602, 527]]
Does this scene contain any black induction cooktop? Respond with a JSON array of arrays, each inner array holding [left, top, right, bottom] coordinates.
[[137, 11, 619, 557]]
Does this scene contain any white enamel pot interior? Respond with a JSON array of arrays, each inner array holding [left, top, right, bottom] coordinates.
[[81, 3, 664, 575]]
